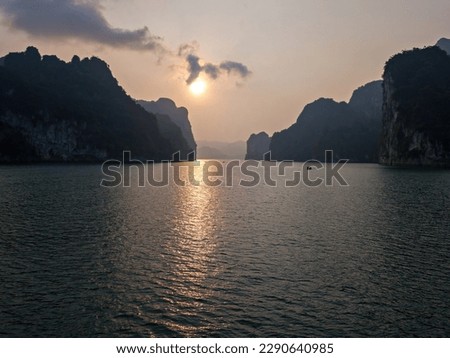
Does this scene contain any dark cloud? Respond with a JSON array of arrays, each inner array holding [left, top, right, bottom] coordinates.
[[183, 54, 252, 85], [177, 42, 198, 57], [203, 63, 220, 80], [185, 54, 202, 85], [0, 1, 252, 86], [219, 61, 252, 78], [0, 0, 167, 54]]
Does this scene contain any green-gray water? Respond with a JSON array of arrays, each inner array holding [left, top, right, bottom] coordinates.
[[0, 163, 449, 337]]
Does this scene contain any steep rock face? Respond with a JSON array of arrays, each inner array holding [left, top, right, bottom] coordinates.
[[152, 113, 192, 159], [0, 47, 190, 162], [0, 112, 105, 162], [348, 80, 383, 121], [270, 81, 382, 162], [137, 98, 196, 153], [379, 47, 450, 167], [245, 132, 271, 160]]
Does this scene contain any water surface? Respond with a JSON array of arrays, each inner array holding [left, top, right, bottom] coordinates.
[[0, 163, 449, 337]]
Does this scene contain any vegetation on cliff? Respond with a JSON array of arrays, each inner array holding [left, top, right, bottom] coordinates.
[[269, 81, 382, 162], [0, 47, 190, 162], [380, 46, 450, 166]]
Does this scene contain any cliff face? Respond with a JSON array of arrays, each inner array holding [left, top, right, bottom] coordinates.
[[137, 98, 197, 153], [269, 80, 382, 162], [348, 80, 383, 121], [0, 112, 105, 162], [245, 132, 271, 160], [0, 47, 189, 162], [152, 112, 193, 160], [379, 47, 450, 167]]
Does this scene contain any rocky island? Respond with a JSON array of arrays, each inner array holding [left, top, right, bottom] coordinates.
[[0, 47, 193, 162], [137, 98, 197, 159], [245, 132, 271, 160], [258, 80, 382, 162], [379, 46, 450, 167]]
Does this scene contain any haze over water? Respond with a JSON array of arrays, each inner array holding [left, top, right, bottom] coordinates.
[[0, 163, 449, 337]]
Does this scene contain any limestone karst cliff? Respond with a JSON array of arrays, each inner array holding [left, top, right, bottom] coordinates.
[[137, 98, 197, 154], [379, 47, 450, 167], [268, 81, 382, 162], [0, 47, 190, 162], [245, 132, 271, 160]]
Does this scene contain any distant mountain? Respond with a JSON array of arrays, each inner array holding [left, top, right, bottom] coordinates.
[[196, 146, 227, 159], [436, 38, 450, 55], [270, 81, 382, 162], [0, 47, 190, 162], [245, 132, 271, 160], [379, 46, 450, 167], [137, 98, 196, 154], [196, 140, 246, 159]]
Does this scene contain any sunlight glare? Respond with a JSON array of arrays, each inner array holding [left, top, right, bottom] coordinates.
[[189, 79, 207, 96]]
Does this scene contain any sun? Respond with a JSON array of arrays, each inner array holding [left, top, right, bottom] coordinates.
[[189, 79, 207, 96]]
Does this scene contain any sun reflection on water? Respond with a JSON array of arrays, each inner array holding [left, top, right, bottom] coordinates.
[[154, 162, 224, 336]]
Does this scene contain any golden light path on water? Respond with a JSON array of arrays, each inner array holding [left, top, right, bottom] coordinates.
[[150, 162, 224, 336]]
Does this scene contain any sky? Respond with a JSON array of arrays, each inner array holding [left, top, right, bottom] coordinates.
[[0, 0, 449, 142]]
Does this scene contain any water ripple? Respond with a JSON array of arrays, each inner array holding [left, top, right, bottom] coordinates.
[[0, 164, 449, 337]]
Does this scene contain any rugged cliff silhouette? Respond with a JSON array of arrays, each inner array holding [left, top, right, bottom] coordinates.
[[137, 98, 196, 157], [0, 47, 191, 162], [380, 46, 450, 167], [268, 81, 382, 162], [246, 38, 450, 167], [245, 132, 271, 160]]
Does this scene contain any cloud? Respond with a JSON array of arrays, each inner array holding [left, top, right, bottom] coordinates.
[[177, 42, 199, 57], [219, 61, 251, 78], [203, 63, 220, 80], [185, 54, 202, 85], [0, 0, 252, 86], [183, 54, 252, 85], [0, 0, 167, 54]]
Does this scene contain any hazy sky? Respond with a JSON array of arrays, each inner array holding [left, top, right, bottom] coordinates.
[[1, 0, 449, 141]]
